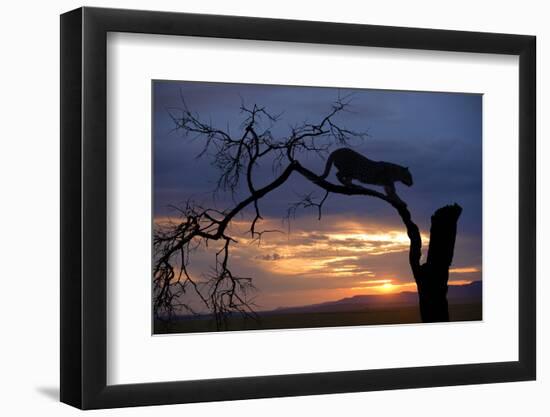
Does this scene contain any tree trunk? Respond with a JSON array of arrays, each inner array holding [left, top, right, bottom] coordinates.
[[416, 204, 462, 322]]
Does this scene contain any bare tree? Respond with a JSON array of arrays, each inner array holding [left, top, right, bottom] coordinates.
[[153, 95, 462, 329]]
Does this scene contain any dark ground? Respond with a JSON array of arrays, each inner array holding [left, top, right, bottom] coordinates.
[[154, 302, 482, 334]]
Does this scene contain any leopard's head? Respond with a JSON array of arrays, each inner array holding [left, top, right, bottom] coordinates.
[[401, 167, 413, 186]]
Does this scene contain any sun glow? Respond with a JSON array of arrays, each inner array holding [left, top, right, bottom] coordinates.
[[379, 282, 394, 292], [350, 279, 417, 295]]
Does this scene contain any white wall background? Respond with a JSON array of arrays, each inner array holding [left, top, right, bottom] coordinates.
[[0, 0, 546, 415]]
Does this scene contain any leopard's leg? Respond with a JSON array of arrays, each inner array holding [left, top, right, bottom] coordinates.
[[384, 183, 396, 197], [384, 183, 406, 205], [336, 171, 353, 187]]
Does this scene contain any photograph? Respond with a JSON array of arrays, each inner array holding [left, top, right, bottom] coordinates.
[[152, 80, 483, 334]]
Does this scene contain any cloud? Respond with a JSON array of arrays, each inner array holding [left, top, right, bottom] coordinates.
[[450, 267, 480, 273], [256, 253, 283, 261]]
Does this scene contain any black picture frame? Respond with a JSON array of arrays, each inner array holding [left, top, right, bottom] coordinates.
[[60, 6, 536, 410]]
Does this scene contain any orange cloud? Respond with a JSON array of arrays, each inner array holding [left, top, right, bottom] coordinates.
[[449, 267, 480, 273]]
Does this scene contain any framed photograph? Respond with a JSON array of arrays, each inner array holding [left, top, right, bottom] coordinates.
[[60, 6, 536, 409]]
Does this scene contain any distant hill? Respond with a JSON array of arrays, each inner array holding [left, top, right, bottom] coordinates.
[[263, 281, 482, 315]]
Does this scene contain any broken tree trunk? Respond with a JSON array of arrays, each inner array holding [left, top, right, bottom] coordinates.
[[416, 204, 463, 322]]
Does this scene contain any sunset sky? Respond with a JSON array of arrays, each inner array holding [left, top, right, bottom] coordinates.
[[153, 81, 482, 310]]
